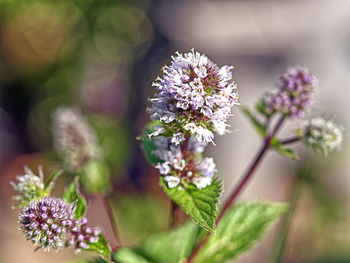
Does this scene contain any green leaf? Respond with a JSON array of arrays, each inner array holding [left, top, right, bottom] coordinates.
[[83, 234, 112, 261], [193, 202, 289, 263], [44, 170, 63, 193], [241, 106, 266, 137], [139, 221, 201, 263], [63, 176, 87, 219], [140, 121, 164, 166], [113, 247, 152, 263], [255, 100, 273, 118], [160, 177, 222, 232], [270, 137, 299, 160], [81, 159, 111, 194], [112, 221, 202, 263], [114, 194, 168, 244]]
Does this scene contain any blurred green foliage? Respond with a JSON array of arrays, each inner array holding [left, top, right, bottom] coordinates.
[[114, 194, 169, 245]]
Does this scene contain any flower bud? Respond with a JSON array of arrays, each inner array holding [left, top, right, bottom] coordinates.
[[300, 117, 343, 156], [11, 166, 45, 206], [53, 107, 100, 172]]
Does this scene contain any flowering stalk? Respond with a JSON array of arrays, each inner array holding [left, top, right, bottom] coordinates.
[[218, 116, 285, 222], [146, 49, 239, 192]]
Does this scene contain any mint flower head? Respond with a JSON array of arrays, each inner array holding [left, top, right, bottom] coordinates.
[[153, 136, 216, 189], [19, 197, 100, 252], [11, 166, 45, 205], [300, 117, 344, 156], [264, 66, 317, 118], [53, 107, 100, 172], [18, 197, 75, 251], [148, 49, 239, 144]]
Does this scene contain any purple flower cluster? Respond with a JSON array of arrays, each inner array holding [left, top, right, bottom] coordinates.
[[148, 49, 239, 144], [18, 197, 99, 252], [264, 67, 317, 118], [153, 136, 216, 189]]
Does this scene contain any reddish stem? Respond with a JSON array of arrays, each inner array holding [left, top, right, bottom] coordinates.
[[99, 195, 120, 252], [216, 137, 271, 222], [170, 201, 182, 228]]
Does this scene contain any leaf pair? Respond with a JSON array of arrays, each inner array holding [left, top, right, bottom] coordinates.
[[113, 202, 288, 263]]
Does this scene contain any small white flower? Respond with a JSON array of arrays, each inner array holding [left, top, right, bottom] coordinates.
[[171, 132, 185, 146], [198, 157, 217, 178], [173, 158, 186, 171], [164, 176, 180, 188], [155, 163, 171, 175], [192, 177, 212, 189], [148, 126, 165, 138], [213, 121, 227, 135], [195, 127, 214, 144], [184, 123, 198, 133]]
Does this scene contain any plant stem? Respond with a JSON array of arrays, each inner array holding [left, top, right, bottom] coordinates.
[[271, 172, 303, 263], [168, 134, 190, 228], [216, 137, 271, 222], [217, 116, 285, 223], [99, 194, 120, 252], [170, 201, 182, 228], [188, 116, 285, 262], [280, 136, 300, 145], [187, 235, 208, 262]]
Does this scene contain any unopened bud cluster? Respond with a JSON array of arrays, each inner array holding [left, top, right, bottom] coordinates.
[[53, 107, 100, 172], [11, 167, 45, 205], [263, 67, 317, 118], [300, 117, 343, 156]]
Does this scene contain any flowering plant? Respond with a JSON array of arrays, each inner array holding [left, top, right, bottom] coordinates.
[[11, 50, 343, 263]]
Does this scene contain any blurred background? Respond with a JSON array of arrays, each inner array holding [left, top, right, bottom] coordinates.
[[0, 0, 349, 262]]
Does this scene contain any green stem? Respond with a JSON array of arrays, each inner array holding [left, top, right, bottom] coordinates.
[[271, 173, 303, 263]]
